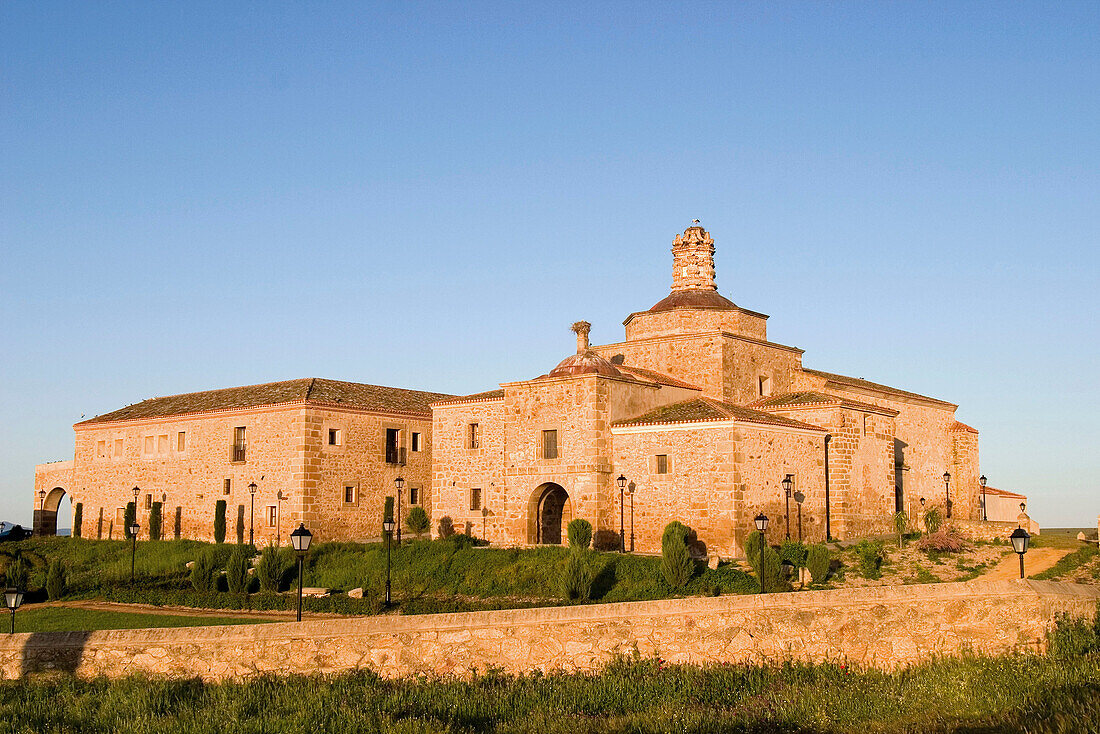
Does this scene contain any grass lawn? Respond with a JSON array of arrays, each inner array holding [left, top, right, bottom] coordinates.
[[10, 606, 271, 633]]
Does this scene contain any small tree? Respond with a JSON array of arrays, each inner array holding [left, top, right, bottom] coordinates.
[[149, 502, 163, 541], [660, 521, 694, 589], [746, 530, 781, 591], [46, 559, 66, 600], [256, 546, 284, 593], [924, 506, 943, 535], [236, 504, 245, 544], [806, 544, 831, 584], [213, 500, 227, 544], [4, 556, 28, 590], [190, 548, 219, 592], [854, 538, 886, 580], [560, 547, 593, 601], [73, 503, 83, 538], [225, 544, 250, 595], [567, 518, 593, 550], [779, 539, 808, 568], [437, 515, 455, 539], [893, 510, 908, 548], [124, 502, 137, 540], [406, 506, 429, 535]]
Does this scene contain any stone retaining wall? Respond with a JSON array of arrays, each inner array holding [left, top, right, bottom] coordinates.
[[2, 580, 1097, 681]]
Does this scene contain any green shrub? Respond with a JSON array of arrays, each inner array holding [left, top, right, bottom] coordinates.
[[854, 538, 886, 579], [406, 506, 429, 534], [893, 510, 908, 547], [745, 531, 781, 591], [567, 519, 592, 550], [779, 539, 807, 568], [149, 502, 162, 541], [225, 545, 250, 595], [923, 506, 943, 534], [190, 548, 220, 592], [560, 548, 593, 601], [5, 555, 28, 590], [1048, 605, 1100, 658], [46, 559, 66, 600], [437, 515, 455, 539], [660, 522, 694, 589], [124, 502, 136, 540], [255, 546, 285, 593], [235, 504, 245, 544], [213, 500, 227, 544], [72, 503, 83, 538], [806, 543, 831, 583], [1033, 544, 1100, 581]]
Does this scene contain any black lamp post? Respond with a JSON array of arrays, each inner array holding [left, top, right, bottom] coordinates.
[[128, 521, 139, 585], [5, 588, 23, 634], [132, 485, 141, 527], [1010, 527, 1030, 579], [942, 471, 952, 518], [617, 475, 627, 553], [394, 477, 404, 546], [979, 475, 987, 521], [754, 512, 769, 594], [793, 491, 805, 543], [290, 523, 312, 622], [248, 482, 258, 547], [625, 482, 635, 552], [382, 517, 395, 606], [781, 475, 793, 540], [37, 489, 45, 508]]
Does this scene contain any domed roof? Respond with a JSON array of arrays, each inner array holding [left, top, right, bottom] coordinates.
[[649, 288, 738, 313], [548, 350, 623, 378]]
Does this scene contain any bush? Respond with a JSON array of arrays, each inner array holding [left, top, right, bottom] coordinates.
[[235, 505, 245, 544], [437, 515, 455, 539], [779, 539, 807, 568], [854, 539, 886, 579], [255, 546, 285, 593], [4, 555, 28, 590], [1048, 605, 1100, 658], [406, 506, 430, 534], [806, 543, 831, 583], [213, 500, 227, 544], [190, 548, 220, 592], [660, 522, 694, 589], [893, 511, 908, 547], [745, 531, 781, 591], [560, 548, 594, 601], [923, 506, 943, 534], [72, 503, 83, 538], [225, 545, 250, 595], [567, 519, 592, 550], [124, 502, 136, 540], [917, 529, 968, 554], [149, 502, 163, 541], [46, 559, 66, 600]]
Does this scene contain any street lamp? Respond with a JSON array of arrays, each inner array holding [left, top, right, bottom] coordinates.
[[248, 482, 258, 547], [617, 475, 627, 553], [37, 489, 45, 508], [382, 517, 395, 606], [1010, 527, 1030, 579], [4, 589, 23, 634], [128, 521, 140, 585], [942, 471, 952, 518], [979, 475, 987, 521], [793, 491, 805, 543], [781, 475, 793, 539], [290, 523, 313, 622], [754, 512, 769, 594], [394, 477, 404, 546], [276, 490, 286, 546], [625, 482, 635, 552]]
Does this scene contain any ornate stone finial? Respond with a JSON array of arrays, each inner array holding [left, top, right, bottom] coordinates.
[[571, 321, 591, 353], [670, 224, 716, 292]]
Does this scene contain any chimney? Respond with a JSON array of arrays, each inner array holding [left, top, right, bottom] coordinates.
[[671, 222, 717, 292], [571, 321, 591, 353]]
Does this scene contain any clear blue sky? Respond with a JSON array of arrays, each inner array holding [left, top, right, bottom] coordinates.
[[2, 2, 1097, 529]]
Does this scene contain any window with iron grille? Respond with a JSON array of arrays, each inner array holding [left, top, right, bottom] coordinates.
[[232, 427, 246, 462], [409, 486, 420, 505], [224, 478, 231, 495], [656, 454, 669, 474], [266, 506, 277, 527], [468, 423, 480, 449], [469, 487, 482, 511], [542, 429, 558, 460], [344, 485, 356, 504]]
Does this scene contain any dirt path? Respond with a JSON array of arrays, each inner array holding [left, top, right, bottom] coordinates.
[[979, 547, 1072, 580], [32, 600, 355, 621]]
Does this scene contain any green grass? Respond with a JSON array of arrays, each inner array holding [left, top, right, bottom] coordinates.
[[1033, 543, 1100, 580], [11, 607, 270, 633]]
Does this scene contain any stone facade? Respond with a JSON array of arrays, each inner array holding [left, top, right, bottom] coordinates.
[[2, 580, 1095, 680]]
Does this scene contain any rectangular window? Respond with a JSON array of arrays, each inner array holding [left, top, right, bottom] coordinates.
[[468, 423, 480, 449], [758, 375, 771, 397], [542, 429, 558, 460], [409, 487, 420, 505], [469, 487, 482, 512], [266, 506, 277, 527], [157, 434, 169, 455], [144, 493, 152, 510], [114, 438, 124, 457], [385, 428, 400, 464], [224, 478, 232, 495], [177, 432, 186, 452], [232, 427, 246, 462], [411, 432, 421, 452], [144, 436, 154, 455], [96, 440, 107, 458], [328, 428, 340, 446], [344, 485, 357, 505], [656, 454, 669, 474]]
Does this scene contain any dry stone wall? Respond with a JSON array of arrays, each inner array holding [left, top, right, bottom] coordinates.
[[3, 581, 1096, 681]]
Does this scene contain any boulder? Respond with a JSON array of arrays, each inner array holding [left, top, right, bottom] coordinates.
[[348, 587, 364, 599]]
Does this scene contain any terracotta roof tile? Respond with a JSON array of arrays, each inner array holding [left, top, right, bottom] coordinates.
[[749, 391, 899, 416], [614, 365, 703, 391], [432, 389, 505, 406], [77, 378, 454, 425], [950, 420, 979, 433], [802, 368, 956, 409], [614, 397, 825, 431], [983, 486, 1026, 499]]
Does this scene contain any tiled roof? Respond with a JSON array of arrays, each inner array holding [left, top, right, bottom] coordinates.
[[614, 364, 703, 391], [950, 420, 979, 433], [77, 378, 454, 425], [614, 397, 825, 432], [649, 289, 738, 312], [802, 368, 956, 408], [432, 389, 505, 406], [983, 486, 1026, 500], [749, 391, 898, 416]]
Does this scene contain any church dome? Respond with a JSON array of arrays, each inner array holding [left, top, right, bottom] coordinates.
[[649, 288, 738, 312], [547, 321, 623, 378]]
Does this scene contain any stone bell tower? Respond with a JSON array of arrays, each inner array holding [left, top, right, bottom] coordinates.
[[670, 222, 717, 292]]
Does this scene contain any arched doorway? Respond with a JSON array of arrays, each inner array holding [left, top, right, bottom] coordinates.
[[535, 483, 569, 545], [33, 487, 67, 537]]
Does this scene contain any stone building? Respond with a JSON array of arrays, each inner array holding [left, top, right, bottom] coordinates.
[[33, 224, 1012, 556]]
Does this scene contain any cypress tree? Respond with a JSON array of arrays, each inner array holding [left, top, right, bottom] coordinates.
[[214, 500, 227, 544], [236, 504, 245, 544], [149, 502, 163, 541], [123, 502, 137, 540], [72, 503, 83, 538]]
